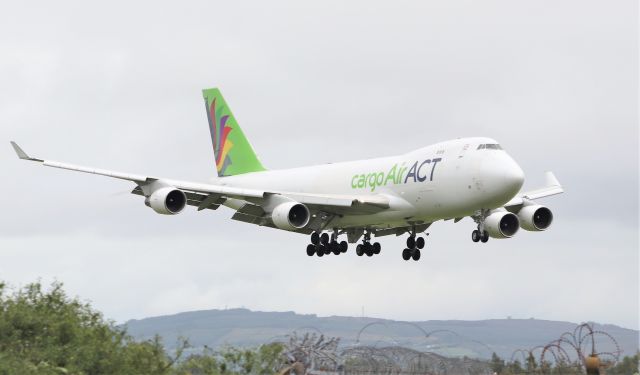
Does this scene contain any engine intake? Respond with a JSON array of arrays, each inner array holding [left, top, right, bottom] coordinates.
[[271, 202, 310, 230], [518, 205, 553, 231], [485, 210, 520, 238], [145, 187, 187, 215]]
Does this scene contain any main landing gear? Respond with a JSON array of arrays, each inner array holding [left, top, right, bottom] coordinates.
[[401, 232, 426, 261], [355, 231, 381, 257], [306, 231, 348, 257]]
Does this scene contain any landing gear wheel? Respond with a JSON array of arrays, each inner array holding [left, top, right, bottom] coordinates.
[[316, 248, 324, 257], [323, 245, 331, 255], [480, 230, 489, 243], [412, 249, 421, 261], [406, 236, 416, 249], [356, 244, 364, 256], [372, 242, 381, 254], [364, 243, 373, 257], [402, 248, 411, 261], [416, 237, 425, 249], [320, 232, 329, 245], [339, 241, 348, 253], [311, 232, 320, 245], [471, 230, 480, 243], [306, 244, 315, 256], [331, 242, 340, 255]]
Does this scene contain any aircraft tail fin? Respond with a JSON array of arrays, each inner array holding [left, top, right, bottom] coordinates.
[[202, 88, 266, 177]]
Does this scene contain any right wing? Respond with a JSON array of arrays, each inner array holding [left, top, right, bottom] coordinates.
[[11, 142, 390, 227]]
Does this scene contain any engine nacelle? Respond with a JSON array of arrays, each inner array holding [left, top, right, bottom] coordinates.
[[484, 210, 520, 238], [518, 205, 553, 231], [271, 202, 310, 230], [144, 187, 187, 215]]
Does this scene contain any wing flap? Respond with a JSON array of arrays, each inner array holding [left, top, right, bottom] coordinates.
[[282, 192, 390, 215]]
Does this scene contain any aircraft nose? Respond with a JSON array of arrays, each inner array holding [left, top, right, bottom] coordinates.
[[504, 158, 525, 192], [479, 152, 525, 201]]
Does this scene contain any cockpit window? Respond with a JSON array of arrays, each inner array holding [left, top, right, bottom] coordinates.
[[477, 143, 502, 150]]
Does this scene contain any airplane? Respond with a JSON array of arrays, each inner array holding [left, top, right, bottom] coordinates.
[[11, 88, 564, 261]]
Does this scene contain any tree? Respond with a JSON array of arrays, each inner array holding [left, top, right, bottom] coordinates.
[[607, 352, 639, 375], [490, 352, 505, 374], [0, 281, 179, 375], [525, 352, 538, 372], [174, 343, 285, 375]]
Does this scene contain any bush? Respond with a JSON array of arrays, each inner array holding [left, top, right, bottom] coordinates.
[[0, 281, 174, 375]]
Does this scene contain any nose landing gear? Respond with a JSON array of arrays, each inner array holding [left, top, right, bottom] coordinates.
[[471, 229, 489, 243], [471, 211, 490, 244]]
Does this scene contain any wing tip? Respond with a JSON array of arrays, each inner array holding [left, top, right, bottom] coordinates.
[[544, 171, 561, 187], [10, 141, 43, 162]]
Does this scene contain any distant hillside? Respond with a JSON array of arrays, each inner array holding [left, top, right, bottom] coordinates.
[[124, 309, 639, 360]]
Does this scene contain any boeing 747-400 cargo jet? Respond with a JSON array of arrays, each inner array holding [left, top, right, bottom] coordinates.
[[11, 88, 564, 261]]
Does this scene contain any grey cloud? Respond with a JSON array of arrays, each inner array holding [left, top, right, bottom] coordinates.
[[0, 0, 637, 330]]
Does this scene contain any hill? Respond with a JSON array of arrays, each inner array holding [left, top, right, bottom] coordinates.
[[124, 309, 638, 360]]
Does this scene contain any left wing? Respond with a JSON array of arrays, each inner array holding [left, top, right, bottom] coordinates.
[[504, 171, 564, 208]]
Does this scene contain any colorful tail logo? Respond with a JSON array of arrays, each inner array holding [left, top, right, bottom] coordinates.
[[207, 98, 233, 175], [203, 88, 266, 177]]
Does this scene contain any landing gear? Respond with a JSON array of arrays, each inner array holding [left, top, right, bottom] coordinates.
[[306, 244, 315, 256], [307, 231, 349, 257], [402, 248, 411, 261], [471, 210, 491, 244], [471, 229, 489, 243], [402, 228, 426, 261], [355, 231, 381, 258], [471, 230, 480, 242]]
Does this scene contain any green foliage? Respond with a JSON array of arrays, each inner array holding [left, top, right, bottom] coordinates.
[[607, 352, 639, 375], [174, 343, 285, 375], [0, 281, 178, 375], [0, 280, 287, 375], [489, 352, 639, 375], [490, 352, 505, 373]]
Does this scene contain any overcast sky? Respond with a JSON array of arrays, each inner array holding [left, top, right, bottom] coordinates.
[[1, 1, 638, 331]]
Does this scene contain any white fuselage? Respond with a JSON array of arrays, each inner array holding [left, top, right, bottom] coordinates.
[[214, 137, 525, 230]]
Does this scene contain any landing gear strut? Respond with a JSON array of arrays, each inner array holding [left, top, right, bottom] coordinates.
[[402, 227, 426, 261], [356, 231, 381, 257], [306, 231, 348, 257]]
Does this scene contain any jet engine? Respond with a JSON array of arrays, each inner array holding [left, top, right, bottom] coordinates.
[[271, 202, 310, 231], [144, 187, 187, 215], [517, 205, 553, 231], [484, 210, 520, 238]]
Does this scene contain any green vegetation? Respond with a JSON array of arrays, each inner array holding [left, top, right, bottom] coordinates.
[[175, 345, 285, 375], [0, 280, 636, 375], [0, 281, 284, 375], [607, 352, 640, 375], [490, 351, 639, 375]]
